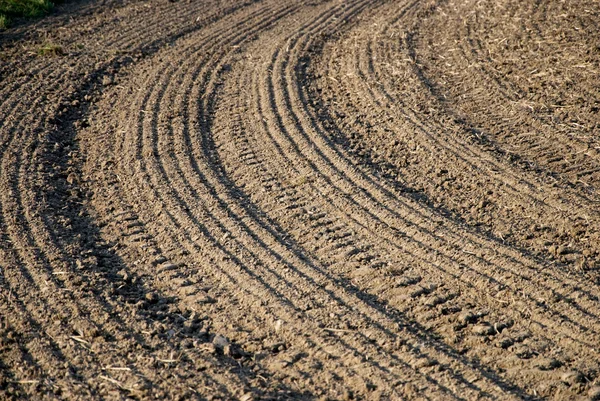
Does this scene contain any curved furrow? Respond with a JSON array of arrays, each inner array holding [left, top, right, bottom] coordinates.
[[86, 2, 420, 399], [222, 68, 531, 399], [314, 0, 600, 313], [285, 0, 600, 396], [0, 99, 116, 396], [202, 0, 600, 398], [0, 63, 98, 394], [297, 29, 600, 397], [196, 3, 496, 396], [280, 2, 600, 344], [446, 0, 600, 188], [85, 3, 320, 398], [0, 1, 285, 399], [357, 1, 600, 298], [392, 0, 600, 194], [344, 0, 600, 328], [349, 42, 600, 323], [102, 0, 259, 60], [362, 14, 596, 238], [0, 60, 73, 172], [88, 0, 528, 398], [362, 0, 600, 230], [0, 0, 249, 135], [125, 2, 449, 397], [208, 0, 580, 398], [0, 77, 231, 399], [204, 3, 532, 396], [3, 0, 600, 398], [0, 242, 80, 398], [94, 0, 600, 396]]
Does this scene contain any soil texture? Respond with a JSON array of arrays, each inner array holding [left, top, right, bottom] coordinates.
[[1, 0, 600, 399]]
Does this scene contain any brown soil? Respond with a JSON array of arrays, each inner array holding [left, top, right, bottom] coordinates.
[[1, 0, 599, 399]]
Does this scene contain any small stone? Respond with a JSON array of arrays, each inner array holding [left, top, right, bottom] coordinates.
[[154, 256, 167, 264], [490, 321, 512, 334], [343, 389, 354, 400], [513, 344, 533, 359], [160, 263, 178, 272], [472, 324, 495, 336], [269, 342, 286, 353], [212, 334, 229, 349], [274, 319, 283, 333], [66, 172, 78, 185]]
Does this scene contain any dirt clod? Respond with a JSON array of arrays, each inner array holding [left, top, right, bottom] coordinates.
[[589, 387, 600, 401], [534, 357, 562, 371], [561, 371, 585, 386], [472, 324, 495, 336], [212, 334, 229, 349]]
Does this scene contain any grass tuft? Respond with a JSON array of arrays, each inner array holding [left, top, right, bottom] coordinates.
[[0, 0, 54, 28]]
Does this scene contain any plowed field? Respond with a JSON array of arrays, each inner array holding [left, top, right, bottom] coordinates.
[[1, 0, 600, 399]]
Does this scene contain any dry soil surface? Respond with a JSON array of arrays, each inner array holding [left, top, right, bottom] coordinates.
[[1, 0, 600, 399]]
